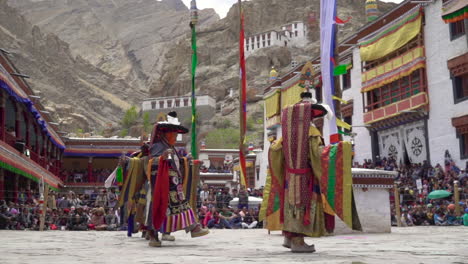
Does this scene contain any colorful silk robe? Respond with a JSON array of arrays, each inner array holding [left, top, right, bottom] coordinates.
[[147, 141, 198, 233], [269, 100, 361, 237], [259, 138, 284, 231]]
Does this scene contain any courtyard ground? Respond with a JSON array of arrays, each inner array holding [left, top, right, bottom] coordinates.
[[0, 226, 466, 264]]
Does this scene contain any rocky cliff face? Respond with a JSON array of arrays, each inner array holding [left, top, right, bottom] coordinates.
[[7, 0, 220, 94], [3, 0, 395, 141], [0, 0, 143, 132], [151, 0, 396, 119]]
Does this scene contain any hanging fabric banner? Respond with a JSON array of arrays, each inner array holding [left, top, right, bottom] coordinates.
[[403, 121, 427, 164], [442, 0, 468, 24], [359, 7, 422, 62], [238, 0, 247, 187], [320, 0, 339, 144], [281, 82, 303, 109], [361, 46, 425, 93], [378, 127, 404, 164], [265, 90, 281, 118]]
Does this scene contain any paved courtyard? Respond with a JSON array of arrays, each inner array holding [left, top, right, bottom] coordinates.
[[0, 226, 466, 264]]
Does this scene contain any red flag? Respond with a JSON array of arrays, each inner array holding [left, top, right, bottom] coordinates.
[[238, 1, 247, 187], [335, 16, 352, 25]]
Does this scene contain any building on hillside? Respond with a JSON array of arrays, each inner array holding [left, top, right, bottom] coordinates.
[[61, 137, 141, 192], [245, 21, 308, 57], [142, 95, 216, 125], [260, 0, 468, 178], [232, 150, 263, 189], [0, 49, 65, 201], [199, 149, 237, 189]]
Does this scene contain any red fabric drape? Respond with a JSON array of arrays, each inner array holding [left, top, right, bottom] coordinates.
[[152, 156, 170, 230]]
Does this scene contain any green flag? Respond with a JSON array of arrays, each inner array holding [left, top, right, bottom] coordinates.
[[333, 64, 348, 76], [116, 166, 123, 184], [190, 24, 198, 159]]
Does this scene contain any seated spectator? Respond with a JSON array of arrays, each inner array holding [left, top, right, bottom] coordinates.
[[446, 204, 460, 226], [56, 209, 69, 230], [434, 209, 446, 226], [0, 205, 13, 230], [18, 207, 32, 230], [463, 208, 468, 226], [241, 208, 258, 229], [105, 209, 119, 231], [68, 206, 88, 231], [198, 206, 208, 227], [205, 207, 232, 229], [89, 207, 108, 231]]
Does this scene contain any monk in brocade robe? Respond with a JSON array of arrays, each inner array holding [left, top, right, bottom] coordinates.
[[119, 111, 209, 247], [270, 92, 361, 253], [268, 92, 330, 253]]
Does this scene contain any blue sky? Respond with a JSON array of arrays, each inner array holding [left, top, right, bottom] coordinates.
[[182, 0, 404, 18]]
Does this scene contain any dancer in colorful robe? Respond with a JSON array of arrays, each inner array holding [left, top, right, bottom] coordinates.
[[270, 92, 361, 253], [119, 111, 209, 247]]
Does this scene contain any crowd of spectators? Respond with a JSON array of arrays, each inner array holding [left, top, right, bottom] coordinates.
[[199, 164, 232, 174], [355, 150, 468, 226], [196, 184, 264, 229], [0, 188, 120, 231], [61, 169, 113, 183]]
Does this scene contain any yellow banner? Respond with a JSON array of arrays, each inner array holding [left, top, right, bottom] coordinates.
[[333, 96, 348, 104], [336, 118, 352, 130], [360, 12, 421, 62], [265, 90, 281, 118], [361, 46, 425, 92], [281, 83, 303, 109]]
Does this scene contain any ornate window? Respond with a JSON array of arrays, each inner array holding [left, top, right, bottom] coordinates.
[[452, 115, 468, 159], [449, 19, 465, 40], [448, 52, 468, 103]]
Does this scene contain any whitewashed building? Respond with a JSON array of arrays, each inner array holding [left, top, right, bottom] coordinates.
[[245, 21, 308, 56], [142, 95, 216, 123], [261, 0, 468, 177]]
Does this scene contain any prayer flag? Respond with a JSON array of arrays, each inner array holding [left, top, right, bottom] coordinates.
[[238, 0, 248, 187], [336, 118, 352, 130], [333, 64, 348, 76], [320, 0, 339, 144], [105, 167, 117, 188], [116, 166, 123, 184]]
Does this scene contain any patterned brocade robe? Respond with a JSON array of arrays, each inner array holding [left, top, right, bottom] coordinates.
[[270, 101, 329, 237], [270, 100, 362, 237], [146, 141, 198, 233]]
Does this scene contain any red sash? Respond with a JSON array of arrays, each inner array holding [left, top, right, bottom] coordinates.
[[152, 156, 170, 230]]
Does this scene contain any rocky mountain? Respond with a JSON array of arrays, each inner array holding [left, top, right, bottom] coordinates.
[[152, 0, 396, 142], [3, 0, 395, 141], [154, 0, 396, 99], [7, 0, 220, 94], [0, 0, 146, 132]]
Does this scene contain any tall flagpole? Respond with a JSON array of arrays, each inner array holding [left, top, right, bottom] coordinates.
[[189, 0, 201, 209], [190, 0, 199, 160], [238, 0, 248, 187]]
